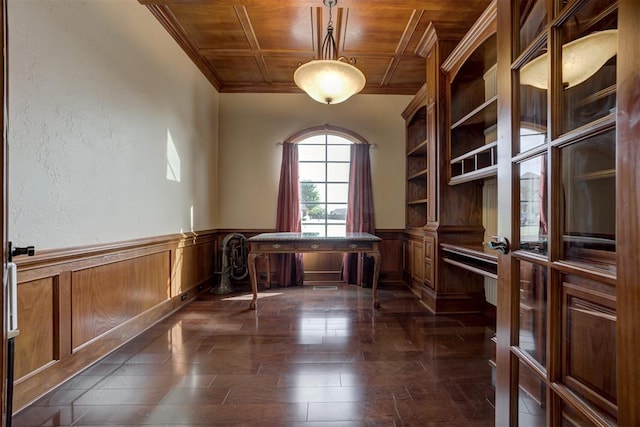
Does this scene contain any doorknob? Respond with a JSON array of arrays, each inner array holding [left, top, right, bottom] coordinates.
[[487, 236, 510, 254], [8, 241, 36, 262]]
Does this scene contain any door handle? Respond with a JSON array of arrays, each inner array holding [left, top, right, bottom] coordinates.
[[8, 241, 36, 262], [486, 236, 510, 254]]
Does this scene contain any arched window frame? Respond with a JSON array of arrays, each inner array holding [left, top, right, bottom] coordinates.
[[284, 124, 369, 237]]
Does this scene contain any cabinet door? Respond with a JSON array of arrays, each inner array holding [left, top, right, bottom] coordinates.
[[412, 241, 424, 282], [423, 237, 434, 288], [496, 0, 624, 425], [402, 240, 413, 276]]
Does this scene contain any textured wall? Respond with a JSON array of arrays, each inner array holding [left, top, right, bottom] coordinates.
[[218, 93, 411, 230], [8, 0, 219, 250]]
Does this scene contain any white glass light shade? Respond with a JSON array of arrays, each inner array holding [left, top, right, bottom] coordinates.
[[294, 59, 366, 104], [520, 29, 617, 90]]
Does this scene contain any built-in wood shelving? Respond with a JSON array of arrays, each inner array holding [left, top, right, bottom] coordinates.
[[441, 243, 498, 279]]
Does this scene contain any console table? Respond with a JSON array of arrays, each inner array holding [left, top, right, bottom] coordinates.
[[247, 232, 382, 309]]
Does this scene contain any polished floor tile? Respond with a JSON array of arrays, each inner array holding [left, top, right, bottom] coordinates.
[[13, 282, 496, 426]]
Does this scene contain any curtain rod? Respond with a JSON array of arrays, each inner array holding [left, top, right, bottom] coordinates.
[[276, 142, 377, 148]]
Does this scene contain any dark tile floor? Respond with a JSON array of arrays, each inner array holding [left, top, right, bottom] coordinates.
[[13, 282, 496, 426]]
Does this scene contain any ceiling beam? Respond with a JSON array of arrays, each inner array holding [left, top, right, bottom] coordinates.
[[233, 5, 272, 83]]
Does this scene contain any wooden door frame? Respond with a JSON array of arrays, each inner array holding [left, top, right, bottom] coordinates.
[[616, 1, 640, 425], [1, 0, 7, 424], [494, 1, 516, 425]]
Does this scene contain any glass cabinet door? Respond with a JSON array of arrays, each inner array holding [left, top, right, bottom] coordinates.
[[560, 129, 616, 273], [498, 0, 619, 425]]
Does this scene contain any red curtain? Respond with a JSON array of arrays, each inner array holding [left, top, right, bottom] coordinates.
[[342, 143, 375, 285], [276, 143, 304, 286]]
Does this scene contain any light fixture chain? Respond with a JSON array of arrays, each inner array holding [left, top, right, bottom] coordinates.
[[321, 0, 338, 60]]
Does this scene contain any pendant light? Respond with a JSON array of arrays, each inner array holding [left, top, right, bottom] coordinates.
[[294, 0, 366, 104]]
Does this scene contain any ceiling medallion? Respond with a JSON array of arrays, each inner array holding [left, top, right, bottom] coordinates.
[[293, 0, 366, 104]]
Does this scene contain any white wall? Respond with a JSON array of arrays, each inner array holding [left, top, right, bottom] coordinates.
[[8, 0, 220, 250], [218, 93, 411, 230], [7, 0, 412, 249]]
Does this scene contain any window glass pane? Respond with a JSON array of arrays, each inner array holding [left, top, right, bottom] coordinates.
[[301, 199, 326, 219], [327, 203, 347, 221], [560, 2, 617, 133], [299, 163, 325, 182], [327, 183, 348, 203], [300, 181, 325, 204], [327, 225, 346, 236], [301, 224, 325, 236], [298, 134, 325, 145], [519, 155, 547, 255], [298, 145, 325, 162], [327, 145, 351, 161], [518, 360, 547, 427], [327, 163, 350, 182], [327, 134, 351, 145], [519, 0, 547, 54], [519, 43, 548, 153], [561, 131, 615, 273], [518, 260, 547, 367]]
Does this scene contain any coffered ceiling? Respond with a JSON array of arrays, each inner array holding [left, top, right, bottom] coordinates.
[[138, 0, 491, 95]]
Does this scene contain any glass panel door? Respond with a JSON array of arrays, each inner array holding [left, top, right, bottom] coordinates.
[[497, 0, 619, 425]]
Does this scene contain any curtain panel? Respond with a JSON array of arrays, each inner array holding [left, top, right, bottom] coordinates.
[[276, 143, 304, 286], [342, 143, 375, 285]]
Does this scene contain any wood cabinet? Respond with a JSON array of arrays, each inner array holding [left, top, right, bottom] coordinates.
[[407, 2, 497, 315], [402, 231, 424, 293], [403, 22, 493, 314]]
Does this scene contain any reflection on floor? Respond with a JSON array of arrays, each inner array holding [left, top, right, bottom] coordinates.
[[13, 282, 496, 426]]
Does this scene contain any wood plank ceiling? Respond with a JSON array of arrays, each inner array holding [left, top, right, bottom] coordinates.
[[138, 0, 491, 95]]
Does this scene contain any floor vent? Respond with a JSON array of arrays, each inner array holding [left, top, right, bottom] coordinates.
[[313, 286, 338, 291]]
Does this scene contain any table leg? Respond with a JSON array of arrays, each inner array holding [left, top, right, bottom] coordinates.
[[370, 251, 381, 308], [265, 254, 271, 289], [248, 252, 260, 310]]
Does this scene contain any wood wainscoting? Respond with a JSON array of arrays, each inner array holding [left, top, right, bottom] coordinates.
[[12, 231, 217, 413]]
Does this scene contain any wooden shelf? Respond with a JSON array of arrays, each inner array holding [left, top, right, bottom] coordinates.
[[407, 140, 428, 157], [441, 243, 498, 263], [408, 169, 428, 180], [407, 199, 428, 205], [441, 243, 498, 279], [451, 96, 497, 129], [451, 141, 497, 163], [449, 140, 497, 184], [576, 169, 615, 181], [450, 164, 498, 185], [573, 84, 616, 110]]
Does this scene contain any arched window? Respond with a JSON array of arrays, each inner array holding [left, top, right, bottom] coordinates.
[[298, 133, 352, 236], [285, 125, 368, 237]]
